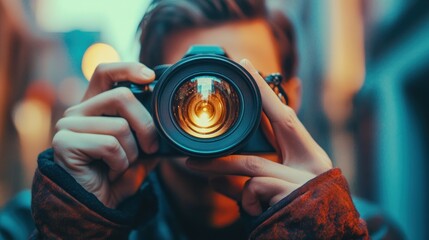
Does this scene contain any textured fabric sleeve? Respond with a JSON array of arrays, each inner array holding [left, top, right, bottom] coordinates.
[[31, 149, 157, 239], [248, 168, 369, 240]]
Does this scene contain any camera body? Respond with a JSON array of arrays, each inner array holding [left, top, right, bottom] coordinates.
[[116, 45, 275, 158]]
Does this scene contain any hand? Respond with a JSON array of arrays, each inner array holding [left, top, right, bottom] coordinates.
[[186, 59, 333, 216], [52, 63, 159, 208]]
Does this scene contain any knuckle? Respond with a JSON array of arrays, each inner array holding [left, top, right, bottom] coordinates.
[[282, 105, 298, 129], [52, 130, 69, 152], [104, 136, 122, 154], [51, 131, 85, 173], [135, 113, 155, 137], [243, 157, 264, 173], [143, 109, 154, 124], [114, 118, 131, 137], [112, 87, 135, 107], [51, 133, 62, 151]]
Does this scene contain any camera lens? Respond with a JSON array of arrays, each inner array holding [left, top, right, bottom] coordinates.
[[172, 75, 239, 138], [152, 54, 261, 157]]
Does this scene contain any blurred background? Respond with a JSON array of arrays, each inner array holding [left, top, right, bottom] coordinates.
[[0, 0, 428, 239]]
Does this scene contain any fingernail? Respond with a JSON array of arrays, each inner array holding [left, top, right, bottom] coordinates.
[[141, 67, 155, 79], [241, 59, 257, 73], [240, 58, 249, 67]]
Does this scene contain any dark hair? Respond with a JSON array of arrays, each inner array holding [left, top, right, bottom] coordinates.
[[138, 0, 297, 80]]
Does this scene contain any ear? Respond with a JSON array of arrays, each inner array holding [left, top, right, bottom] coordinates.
[[283, 76, 301, 112]]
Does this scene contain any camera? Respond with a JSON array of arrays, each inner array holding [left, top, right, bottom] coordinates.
[[115, 45, 277, 158]]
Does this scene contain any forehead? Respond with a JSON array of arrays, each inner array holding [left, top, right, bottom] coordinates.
[[162, 19, 282, 75]]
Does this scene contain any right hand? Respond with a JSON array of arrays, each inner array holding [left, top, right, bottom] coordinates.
[[52, 62, 159, 208]]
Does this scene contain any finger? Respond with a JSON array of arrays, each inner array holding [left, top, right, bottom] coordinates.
[[55, 116, 139, 164], [241, 59, 302, 158], [65, 87, 158, 154], [242, 177, 298, 216], [241, 59, 332, 172], [187, 155, 315, 184], [241, 58, 305, 140], [241, 59, 290, 123], [84, 62, 155, 101], [53, 130, 129, 181], [210, 175, 249, 201]]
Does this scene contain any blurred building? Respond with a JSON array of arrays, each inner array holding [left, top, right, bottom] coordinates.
[[354, 0, 429, 239], [0, 0, 35, 207], [278, 0, 428, 238], [0, 0, 148, 206], [1, 1, 102, 206]]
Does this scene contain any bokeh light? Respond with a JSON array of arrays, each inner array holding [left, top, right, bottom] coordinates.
[[81, 42, 120, 81], [34, 0, 151, 61]]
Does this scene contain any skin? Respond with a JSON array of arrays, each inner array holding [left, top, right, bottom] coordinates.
[[52, 19, 332, 230]]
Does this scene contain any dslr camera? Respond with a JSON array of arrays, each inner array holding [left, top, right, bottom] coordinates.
[[116, 45, 286, 158]]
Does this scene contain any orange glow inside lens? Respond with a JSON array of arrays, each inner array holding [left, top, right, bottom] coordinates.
[[173, 76, 239, 138]]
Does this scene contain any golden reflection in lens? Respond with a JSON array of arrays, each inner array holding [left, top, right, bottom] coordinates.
[[173, 76, 239, 138], [192, 101, 214, 127]]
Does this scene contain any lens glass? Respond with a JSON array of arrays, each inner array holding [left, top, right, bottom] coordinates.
[[173, 75, 240, 138]]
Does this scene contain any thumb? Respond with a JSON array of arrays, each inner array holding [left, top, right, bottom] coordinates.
[[241, 177, 297, 216]]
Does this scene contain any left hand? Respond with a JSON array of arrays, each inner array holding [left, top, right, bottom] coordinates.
[[186, 59, 332, 216]]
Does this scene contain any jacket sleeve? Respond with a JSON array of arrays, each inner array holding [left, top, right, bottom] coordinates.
[[31, 149, 157, 239], [248, 168, 369, 240]]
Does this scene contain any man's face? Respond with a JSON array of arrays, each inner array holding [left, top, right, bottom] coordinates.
[[163, 19, 300, 111], [163, 19, 282, 79]]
